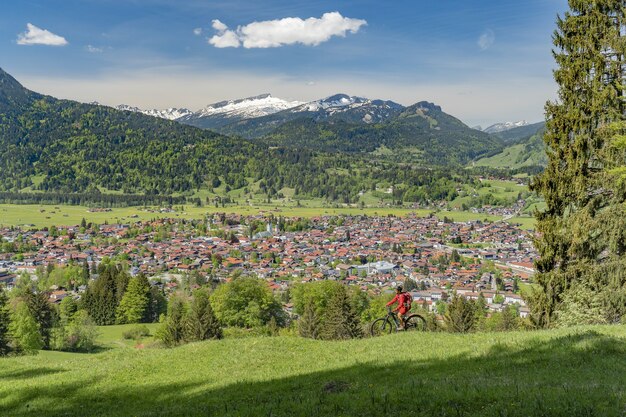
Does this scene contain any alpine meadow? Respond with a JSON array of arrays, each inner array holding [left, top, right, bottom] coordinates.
[[1, 1, 625, 416]]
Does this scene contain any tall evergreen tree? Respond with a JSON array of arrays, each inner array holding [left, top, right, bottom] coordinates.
[[319, 286, 362, 340], [444, 294, 476, 333], [530, 1, 626, 326], [185, 289, 222, 341], [156, 296, 187, 347], [25, 289, 54, 349], [9, 302, 43, 354], [0, 287, 11, 356], [81, 260, 90, 283], [83, 267, 118, 325], [116, 276, 150, 324], [298, 300, 320, 339], [146, 285, 168, 323]]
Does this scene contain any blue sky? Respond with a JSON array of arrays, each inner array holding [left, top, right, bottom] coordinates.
[[1, 0, 568, 127]]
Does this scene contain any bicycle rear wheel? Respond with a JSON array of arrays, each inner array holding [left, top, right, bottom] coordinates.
[[404, 314, 427, 331], [370, 318, 393, 337]]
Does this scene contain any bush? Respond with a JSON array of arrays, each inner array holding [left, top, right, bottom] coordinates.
[[51, 310, 100, 353], [122, 325, 151, 340], [210, 277, 285, 328]]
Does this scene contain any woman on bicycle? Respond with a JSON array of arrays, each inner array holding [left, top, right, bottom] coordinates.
[[386, 285, 412, 329]]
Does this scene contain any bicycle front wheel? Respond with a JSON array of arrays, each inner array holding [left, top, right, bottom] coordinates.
[[404, 314, 427, 331], [370, 318, 394, 337]]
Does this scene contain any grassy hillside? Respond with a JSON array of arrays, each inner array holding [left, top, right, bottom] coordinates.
[[1, 325, 624, 416], [473, 132, 547, 170]]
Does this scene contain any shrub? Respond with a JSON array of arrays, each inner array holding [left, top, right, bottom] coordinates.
[[122, 325, 151, 340]]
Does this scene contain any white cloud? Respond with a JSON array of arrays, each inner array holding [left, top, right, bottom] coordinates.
[[208, 12, 366, 49], [478, 29, 495, 51], [86, 45, 103, 53], [193, 27, 202, 36], [209, 25, 241, 48], [17, 23, 68, 46], [211, 19, 228, 33]]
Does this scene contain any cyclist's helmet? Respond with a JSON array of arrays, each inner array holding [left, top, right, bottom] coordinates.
[[396, 285, 403, 292]]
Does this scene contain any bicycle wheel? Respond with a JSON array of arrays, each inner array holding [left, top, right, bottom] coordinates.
[[370, 318, 393, 337], [404, 314, 427, 331]]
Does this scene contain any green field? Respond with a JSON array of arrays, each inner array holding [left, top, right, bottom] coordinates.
[[450, 179, 528, 210], [0, 203, 528, 228], [0, 325, 624, 416]]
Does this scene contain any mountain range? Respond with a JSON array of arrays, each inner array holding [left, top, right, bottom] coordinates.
[[0, 66, 540, 202], [111, 92, 501, 164]]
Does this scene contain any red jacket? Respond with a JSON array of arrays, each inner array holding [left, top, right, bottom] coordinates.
[[387, 292, 412, 313]]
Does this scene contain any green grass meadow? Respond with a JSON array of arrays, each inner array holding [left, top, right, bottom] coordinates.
[[0, 325, 624, 416], [0, 203, 532, 229]]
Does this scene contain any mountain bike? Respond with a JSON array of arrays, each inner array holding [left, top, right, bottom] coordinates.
[[370, 308, 427, 336]]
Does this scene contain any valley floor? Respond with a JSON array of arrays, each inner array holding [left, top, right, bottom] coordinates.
[[0, 325, 624, 416], [0, 203, 534, 229]]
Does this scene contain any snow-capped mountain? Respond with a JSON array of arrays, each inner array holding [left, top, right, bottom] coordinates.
[[483, 120, 529, 134], [115, 105, 192, 120], [192, 93, 303, 119], [288, 93, 404, 124], [142, 108, 193, 120]]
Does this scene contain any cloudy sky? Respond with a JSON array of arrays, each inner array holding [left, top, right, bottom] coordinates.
[[1, 0, 568, 127]]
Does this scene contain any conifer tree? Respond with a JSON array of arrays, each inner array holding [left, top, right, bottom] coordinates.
[[116, 276, 150, 324], [319, 286, 362, 340], [10, 302, 43, 354], [0, 287, 11, 356], [157, 296, 187, 347], [83, 267, 118, 325], [298, 300, 320, 339], [444, 294, 476, 333], [146, 285, 168, 323], [185, 289, 222, 341], [530, 0, 626, 326], [24, 289, 54, 349]]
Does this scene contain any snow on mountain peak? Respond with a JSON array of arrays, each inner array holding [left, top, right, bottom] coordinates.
[[483, 120, 529, 134], [114, 104, 192, 120], [195, 94, 303, 118], [297, 94, 363, 112]]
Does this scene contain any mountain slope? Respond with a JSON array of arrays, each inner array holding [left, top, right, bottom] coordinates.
[[0, 68, 313, 195], [262, 101, 501, 165]]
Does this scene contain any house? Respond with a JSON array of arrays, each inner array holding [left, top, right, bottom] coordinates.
[[0, 271, 16, 289], [49, 290, 69, 303]]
